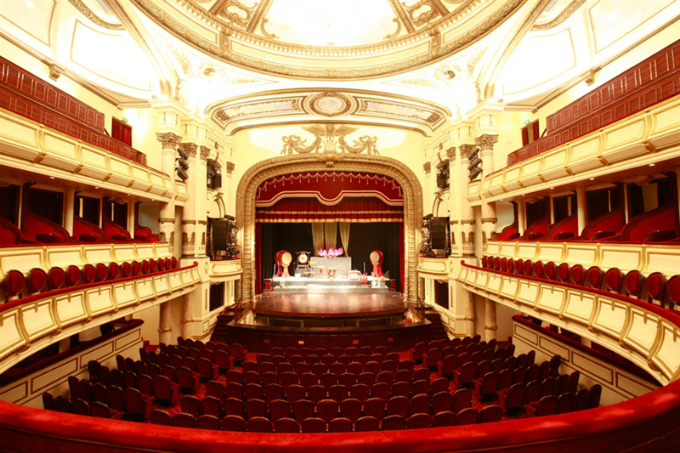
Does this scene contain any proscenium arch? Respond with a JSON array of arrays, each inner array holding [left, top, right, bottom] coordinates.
[[236, 154, 423, 302]]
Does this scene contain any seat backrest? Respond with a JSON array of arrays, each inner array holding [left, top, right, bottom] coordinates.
[[275, 417, 301, 433], [222, 415, 247, 432], [479, 405, 502, 423], [382, 414, 406, 430], [301, 417, 326, 433], [455, 407, 479, 425]]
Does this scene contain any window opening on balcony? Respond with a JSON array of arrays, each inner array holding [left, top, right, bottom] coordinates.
[[27, 188, 63, 225]]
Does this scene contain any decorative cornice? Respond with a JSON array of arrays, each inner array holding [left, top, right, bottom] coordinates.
[[424, 162, 432, 174], [226, 162, 235, 174], [179, 142, 198, 158], [67, 0, 125, 30], [475, 134, 499, 151], [459, 144, 477, 159], [532, 0, 587, 31], [200, 146, 211, 161], [156, 132, 182, 148], [446, 147, 456, 159]]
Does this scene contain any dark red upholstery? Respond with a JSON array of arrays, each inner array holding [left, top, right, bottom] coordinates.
[[507, 258, 515, 273], [222, 415, 246, 432], [65, 265, 81, 286], [645, 272, 666, 304], [26, 268, 47, 294], [557, 263, 570, 282], [171, 256, 178, 269], [668, 275, 680, 306], [3, 269, 25, 298], [544, 261, 556, 280], [605, 268, 623, 293], [586, 266, 604, 289], [158, 259, 166, 272], [108, 262, 120, 280], [523, 260, 533, 276], [569, 265, 585, 286], [121, 262, 132, 278], [533, 261, 544, 278], [624, 270, 645, 297], [95, 263, 109, 282], [515, 259, 523, 275]]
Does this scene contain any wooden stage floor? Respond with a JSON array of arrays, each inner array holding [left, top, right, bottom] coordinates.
[[254, 289, 406, 318]]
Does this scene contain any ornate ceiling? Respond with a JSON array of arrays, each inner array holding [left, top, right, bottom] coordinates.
[[131, 0, 527, 79]]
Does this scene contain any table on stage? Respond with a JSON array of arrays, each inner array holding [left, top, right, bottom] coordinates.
[[306, 257, 352, 272]]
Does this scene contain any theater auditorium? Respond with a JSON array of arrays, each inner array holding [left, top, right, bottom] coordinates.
[[0, 0, 679, 451]]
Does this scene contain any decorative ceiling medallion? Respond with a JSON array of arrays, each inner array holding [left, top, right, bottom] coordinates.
[[132, 0, 527, 79], [306, 92, 355, 117]]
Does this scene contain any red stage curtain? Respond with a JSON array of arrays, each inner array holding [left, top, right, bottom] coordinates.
[[256, 197, 403, 223]]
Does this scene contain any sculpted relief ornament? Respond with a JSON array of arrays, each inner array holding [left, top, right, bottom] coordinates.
[[281, 125, 379, 155]]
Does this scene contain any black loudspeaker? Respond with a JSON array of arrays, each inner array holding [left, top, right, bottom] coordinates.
[[430, 218, 447, 249], [212, 219, 228, 250]]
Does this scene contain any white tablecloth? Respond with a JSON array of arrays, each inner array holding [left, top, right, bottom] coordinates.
[[307, 257, 352, 271]]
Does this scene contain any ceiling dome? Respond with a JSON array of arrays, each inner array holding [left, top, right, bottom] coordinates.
[[131, 0, 526, 79]]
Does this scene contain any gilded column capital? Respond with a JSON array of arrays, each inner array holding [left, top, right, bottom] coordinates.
[[445, 146, 456, 159], [156, 132, 181, 149], [423, 162, 431, 175], [459, 144, 477, 159], [474, 134, 499, 151], [179, 142, 198, 158], [200, 146, 211, 161], [226, 162, 235, 174]]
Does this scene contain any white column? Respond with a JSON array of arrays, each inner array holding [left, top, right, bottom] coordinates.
[[459, 144, 477, 257], [156, 133, 181, 250], [517, 200, 527, 236], [476, 134, 499, 246], [576, 186, 588, 235], [484, 299, 497, 341], [159, 302, 172, 345], [466, 292, 476, 337], [63, 187, 76, 236]]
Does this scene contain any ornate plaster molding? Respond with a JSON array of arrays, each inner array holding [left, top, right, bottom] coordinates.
[[156, 132, 182, 149], [235, 154, 423, 302], [200, 145, 211, 160], [423, 162, 432, 174], [179, 142, 198, 158], [459, 144, 477, 159], [532, 0, 587, 31], [475, 134, 499, 151], [67, 0, 125, 30], [226, 162, 235, 174]]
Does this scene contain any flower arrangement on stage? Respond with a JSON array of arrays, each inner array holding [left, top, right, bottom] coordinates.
[[318, 247, 343, 257]]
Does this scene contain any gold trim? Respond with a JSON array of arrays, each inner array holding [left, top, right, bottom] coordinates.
[[236, 154, 423, 302], [532, 0, 586, 31], [67, 0, 124, 30]]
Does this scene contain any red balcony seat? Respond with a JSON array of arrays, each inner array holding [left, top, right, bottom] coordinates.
[[569, 265, 585, 286], [586, 266, 604, 289], [222, 415, 246, 432], [27, 268, 47, 294], [625, 270, 645, 298], [3, 269, 25, 298], [81, 264, 97, 283], [605, 268, 624, 293], [667, 275, 680, 308]]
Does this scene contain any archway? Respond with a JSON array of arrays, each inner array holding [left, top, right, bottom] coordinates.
[[236, 154, 423, 302]]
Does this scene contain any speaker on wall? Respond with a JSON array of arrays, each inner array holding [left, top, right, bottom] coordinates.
[[430, 218, 447, 250], [212, 219, 228, 250]]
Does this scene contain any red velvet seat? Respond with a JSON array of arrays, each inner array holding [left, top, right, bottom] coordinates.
[[171, 256, 178, 269], [222, 415, 247, 431], [364, 397, 386, 421], [307, 384, 327, 404], [555, 374, 570, 395], [47, 266, 66, 290], [229, 343, 245, 362], [247, 416, 272, 432], [350, 383, 370, 403], [605, 267, 624, 293], [327, 417, 352, 432], [645, 272, 667, 305], [196, 414, 220, 431], [150, 409, 172, 425], [338, 372, 357, 388], [320, 372, 339, 389], [371, 382, 390, 402], [533, 261, 544, 278], [301, 417, 326, 433], [452, 388, 472, 414], [454, 361, 476, 388], [245, 383, 263, 401], [507, 258, 515, 273], [409, 394, 430, 417], [244, 398, 265, 419], [95, 263, 109, 282], [474, 371, 499, 401], [124, 387, 153, 420], [432, 411, 455, 427], [544, 261, 557, 280], [157, 258, 166, 272], [413, 367, 430, 382], [625, 270, 645, 298], [26, 267, 47, 294], [569, 264, 585, 286], [91, 401, 122, 420], [515, 259, 524, 275], [201, 396, 222, 419], [179, 395, 201, 418], [557, 263, 570, 282], [523, 260, 533, 276], [438, 355, 456, 378], [292, 399, 314, 423], [589, 384, 602, 408], [317, 399, 339, 423], [500, 257, 507, 272], [498, 383, 525, 414], [525, 380, 542, 404], [72, 398, 90, 416], [224, 397, 246, 418], [479, 405, 502, 423], [355, 415, 380, 432], [198, 357, 219, 381], [270, 399, 291, 422], [383, 414, 406, 430], [431, 391, 452, 416], [668, 275, 680, 308], [575, 389, 590, 411], [585, 266, 604, 289], [329, 384, 349, 403], [525, 394, 557, 417], [365, 361, 381, 374], [275, 417, 300, 433], [226, 369, 244, 385], [455, 407, 479, 425], [557, 393, 575, 414], [411, 342, 426, 364], [391, 381, 410, 399]]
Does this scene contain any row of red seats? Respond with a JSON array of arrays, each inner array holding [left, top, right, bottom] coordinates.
[[481, 256, 680, 308], [151, 408, 500, 432], [1, 256, 179, 302]]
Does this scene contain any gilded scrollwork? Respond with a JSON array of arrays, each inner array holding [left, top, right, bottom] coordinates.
[[280, 125, 378, 155]]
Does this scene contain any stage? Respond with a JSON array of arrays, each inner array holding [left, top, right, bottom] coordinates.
[[255, 289, 406, 319]]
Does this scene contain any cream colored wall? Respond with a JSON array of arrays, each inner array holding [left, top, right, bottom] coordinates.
[[135, 304, 161, 345], [123, 107, 163, 170]]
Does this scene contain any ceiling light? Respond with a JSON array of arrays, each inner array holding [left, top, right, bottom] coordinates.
[[50, 176, 55, 179], [95, 186, 99, 189], [589, 178, 594, 181], [550, 187, 554, 190], [26, 1, 35, 8], [151, 199, 155, 201], [649, 163, 655, 167]]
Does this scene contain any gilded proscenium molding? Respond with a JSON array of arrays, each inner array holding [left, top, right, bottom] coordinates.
[[459, 264, 680, 385], [236, 154, 423, 302], [281, 125, 379, 155], [67, 0, 125, 30], [131, 0, 527, 79]]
